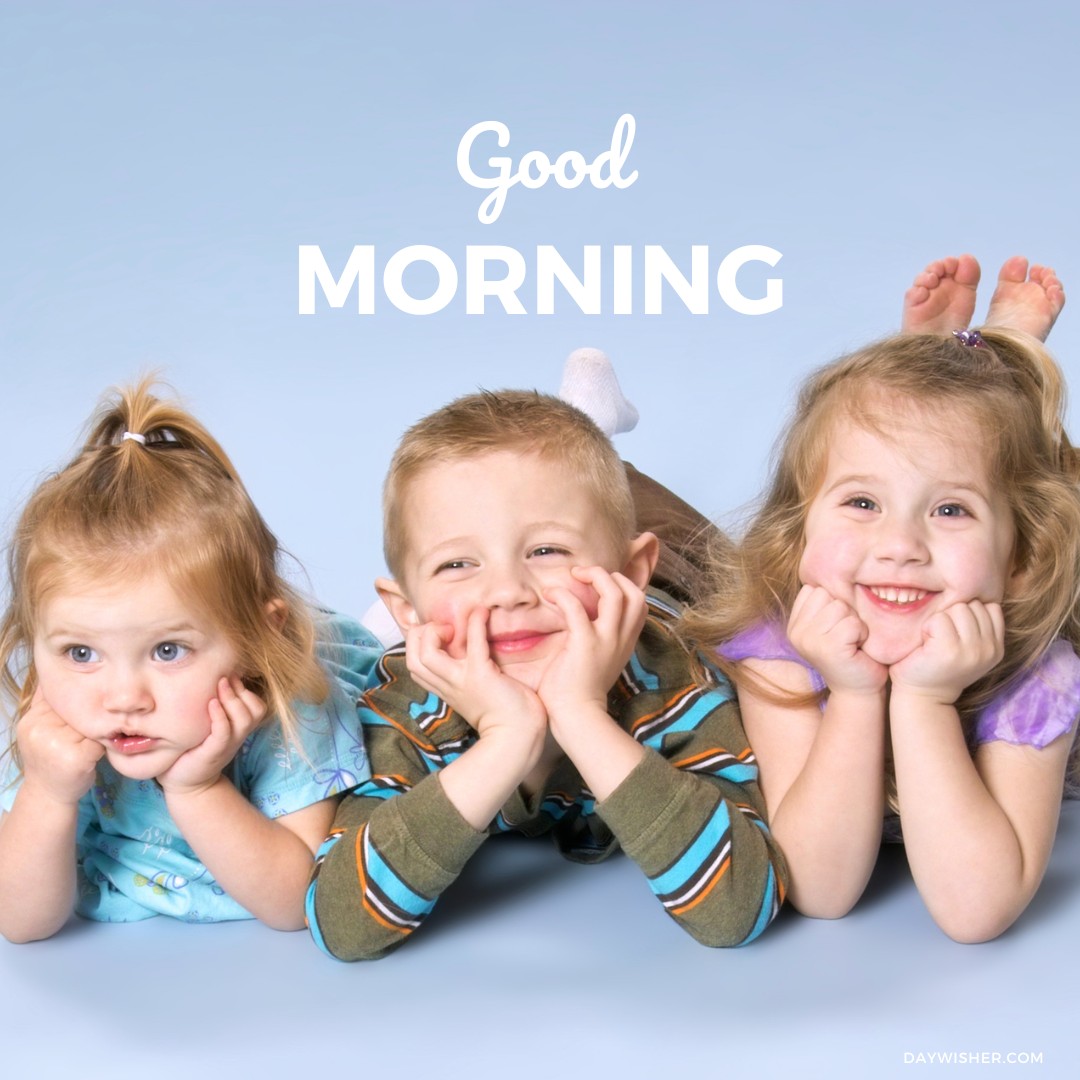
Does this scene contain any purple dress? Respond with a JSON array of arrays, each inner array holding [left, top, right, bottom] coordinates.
[[721, 623, 1080, 750]]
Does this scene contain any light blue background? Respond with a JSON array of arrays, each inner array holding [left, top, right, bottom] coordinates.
[[2, 2, 1078, 1077]]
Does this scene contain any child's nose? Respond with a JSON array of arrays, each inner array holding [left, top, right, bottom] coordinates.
[[483, 564, 539, 608], [873, 515, 929, 564], [103, 666, 153, 714]]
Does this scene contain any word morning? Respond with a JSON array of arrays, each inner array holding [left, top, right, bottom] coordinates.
[[298, 244, 783, 315]]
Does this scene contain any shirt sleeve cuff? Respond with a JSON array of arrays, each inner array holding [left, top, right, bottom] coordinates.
[[596, 748, 687, 855], [392, 771, 488, 877]]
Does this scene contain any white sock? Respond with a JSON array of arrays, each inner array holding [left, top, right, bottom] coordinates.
[[558, 347, 639, 437]]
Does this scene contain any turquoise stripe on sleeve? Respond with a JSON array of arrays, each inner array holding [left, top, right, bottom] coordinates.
[[627, 651, 660, 691], [305, 880, 334, 957], [639, 694, 724, 751], [715, 763, 758, 784], [409, 692, 442, 721], [305, 831, 343, 958], [363, 833, 436, 918], [649, 801, 731, 895], [740, 864, 779, 945]]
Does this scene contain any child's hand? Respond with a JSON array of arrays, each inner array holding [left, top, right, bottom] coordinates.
[[788, 584, 888, 695], [405, 606, 548, 744], [17, 691, 104, 806], [157, 676, 267, 798], [537, 566, 647, 728], [889, 600, 1005, 704]]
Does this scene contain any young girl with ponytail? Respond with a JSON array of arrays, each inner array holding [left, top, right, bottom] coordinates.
[[0, 380, 378, 940]]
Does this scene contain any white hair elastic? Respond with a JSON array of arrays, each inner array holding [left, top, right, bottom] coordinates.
[[121, 431, 147, 445]]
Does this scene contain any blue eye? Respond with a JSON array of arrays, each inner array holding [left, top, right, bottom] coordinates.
[[845, 496, 878, 512], [153, 641, 189, 663], [530, 545, 569, 558], [66, 645, 99, 664], [933, 503, 969, 518]]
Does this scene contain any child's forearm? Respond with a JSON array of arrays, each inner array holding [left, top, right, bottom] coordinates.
[[0, 782, 80, 942], [163, 778, 325, 931], [765, 689, 887, 919], [889, 693, 1062, 942], [599, 748, 788, 946], [546, 703, 646, 801], [307, 770, 486, 961], [438, 725, 546, 828], [555, 677, 789, 946]]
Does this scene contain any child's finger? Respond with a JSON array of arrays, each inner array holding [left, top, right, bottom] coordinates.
[[546, 585, 594, 637], [204, 695, 236, 753], [215, 677, 264, 738], [608, 572, 647, 638], [924, 609, 962, 649], [580, 566, 626, 626], [465, 606, 491, 662], [410, 623, 457, 685], [220, 675, 268, 728], [961, 601, 1005, 664], [789, 583, 821, 624]]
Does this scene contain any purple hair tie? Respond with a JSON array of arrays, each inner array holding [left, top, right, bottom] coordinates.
[[953, 328, 985, 348]]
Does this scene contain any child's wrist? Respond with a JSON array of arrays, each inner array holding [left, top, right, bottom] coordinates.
[[476, 716, 547, 763], [546, 699, 611, 741], [159, 771, 227, 802], [888, 682, 962, 710], [16, 775, 86, 814], [826, 685, 887, 707]]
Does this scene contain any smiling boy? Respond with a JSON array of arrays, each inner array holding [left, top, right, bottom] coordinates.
[[306, 391, 787, 960]]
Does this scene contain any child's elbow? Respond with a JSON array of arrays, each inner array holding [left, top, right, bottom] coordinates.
[[264, 912, 309, 933], [690, 925, 761, 949], [311, 930, 398, 962], [0, 919, 61, 945], [789, 894, 859, 921], [934, 909, 1013, 945], [923, 889, 1023, 943]]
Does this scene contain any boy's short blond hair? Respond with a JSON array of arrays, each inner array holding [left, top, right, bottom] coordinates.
[[383, 390, 635, 580]]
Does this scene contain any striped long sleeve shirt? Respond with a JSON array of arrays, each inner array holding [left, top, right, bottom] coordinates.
[[306, 592, 788, 960]]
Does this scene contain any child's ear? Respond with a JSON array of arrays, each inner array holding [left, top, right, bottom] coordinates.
[[375, 577, 419, 632], [621, 531, 660, 591], [264, 598, 288, 631], [1006, 558, 1030, 599]]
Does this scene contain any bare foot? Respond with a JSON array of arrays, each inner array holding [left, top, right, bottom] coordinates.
[[901, 255, 981, 333], [984, 256, 1065, 341]]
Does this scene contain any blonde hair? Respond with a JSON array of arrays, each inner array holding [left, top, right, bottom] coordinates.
[[0, 378, 328, 760], [682, 329, 1080, 745], [382, 389, 635, 579]]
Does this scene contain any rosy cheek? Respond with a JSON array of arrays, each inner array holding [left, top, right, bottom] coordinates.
[[426, 600, 472, 659], [43, 688, 87, 735], [565, 579, 602, 620], [799, 526, 845, 588], [797, 544, 819, 586]]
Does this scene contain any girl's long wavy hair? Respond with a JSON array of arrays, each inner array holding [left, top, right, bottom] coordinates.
[[681, 329, 1080, 785], [0, 379, 328, 766]]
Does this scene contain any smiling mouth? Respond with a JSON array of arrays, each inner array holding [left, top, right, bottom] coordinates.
[[861, 585, 934, 611], [488, 630, 554, 655]]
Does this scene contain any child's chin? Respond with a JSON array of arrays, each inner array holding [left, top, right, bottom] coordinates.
[[498, 658, 550, 692], [862, 632, 919, 669], [104, 751, 170, 782]]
